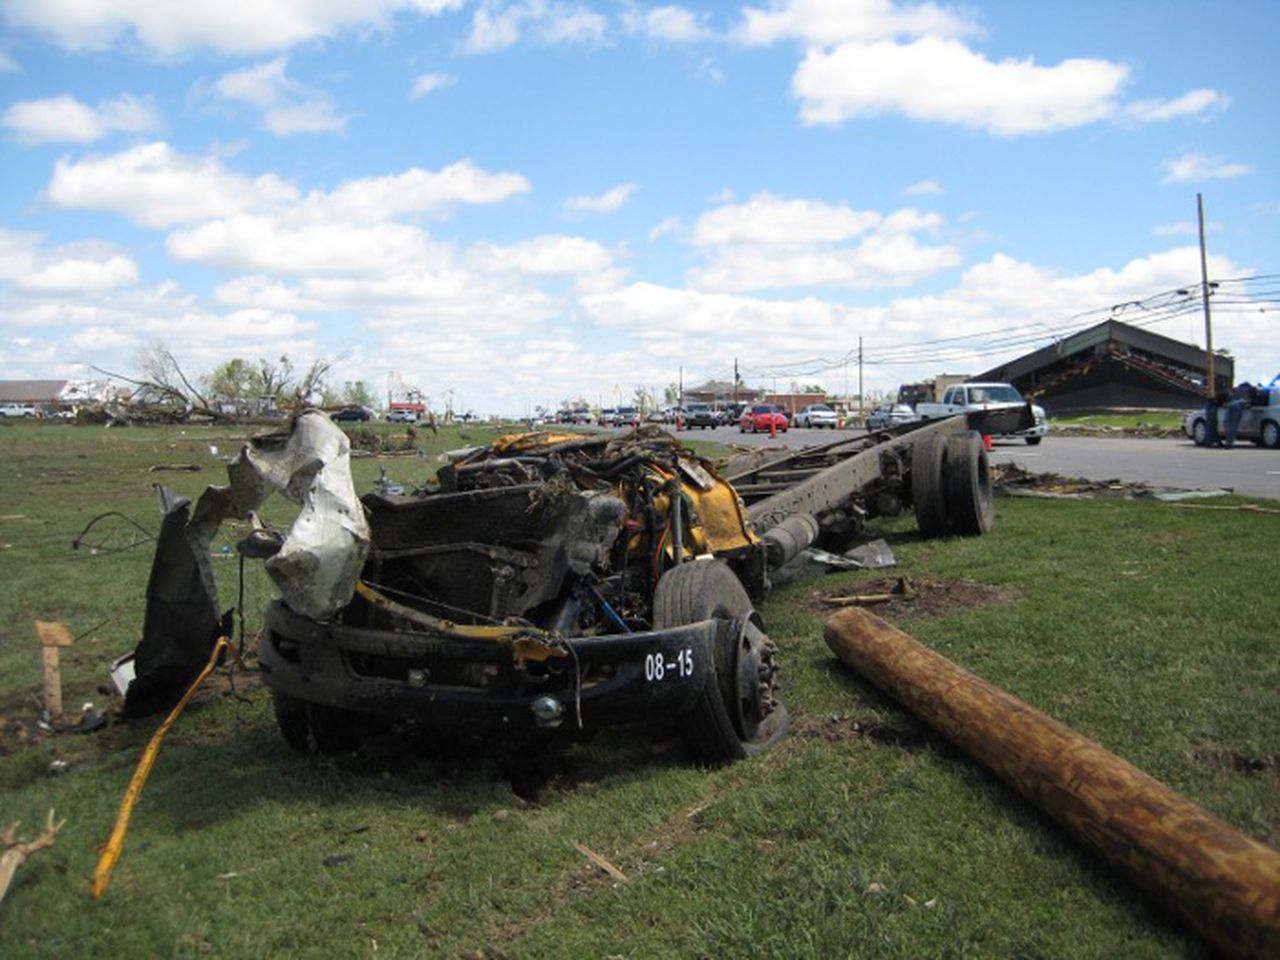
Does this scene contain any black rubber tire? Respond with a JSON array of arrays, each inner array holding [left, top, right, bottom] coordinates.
[[1192, 418, 1208, 446], [1024, 436, 1042, 446], [911, 432, 950, 538], [272, 690, 310, 753], [944, 431, 994, 536], [652, 560, 788, 765], [1262, 420, 1280, 450], [307, 703, 362, 754]]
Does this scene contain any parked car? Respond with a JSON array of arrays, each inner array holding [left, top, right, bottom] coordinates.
[[331, 406, 374, 422], [0, 403, 38, 418], [794, 404, 839, 429], [615, 406, 640, 428], [683, 402, 719, 429], [865, 403, 919, 431], [386, 409, 419, 423], [916, 382, 1048, 445], [739, 404, 788, 433], [1183, 384, 1280, 448]]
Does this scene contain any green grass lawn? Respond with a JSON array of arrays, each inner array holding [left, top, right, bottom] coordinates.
[[1051, 411, 1189, 430], [0, 419, 1275, 958]]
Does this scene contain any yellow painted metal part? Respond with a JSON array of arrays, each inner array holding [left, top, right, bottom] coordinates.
[[354, 582, 568, 660]]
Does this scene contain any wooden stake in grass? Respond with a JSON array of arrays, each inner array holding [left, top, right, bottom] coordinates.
[[35, 621, 74, 722]]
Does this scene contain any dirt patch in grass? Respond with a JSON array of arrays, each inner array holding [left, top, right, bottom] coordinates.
[[811, 576, 1017, 619], [1192, 742, 1280, 778], [789, 711, 936, 750]]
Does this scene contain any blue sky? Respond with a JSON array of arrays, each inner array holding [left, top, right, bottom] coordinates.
[[1, 0, 1276, 414]]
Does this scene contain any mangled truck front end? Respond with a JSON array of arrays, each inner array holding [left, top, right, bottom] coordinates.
[[258, 427, 788, 763]]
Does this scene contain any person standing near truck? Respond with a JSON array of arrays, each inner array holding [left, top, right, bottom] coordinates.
[[1223, 382, 1252, 448]]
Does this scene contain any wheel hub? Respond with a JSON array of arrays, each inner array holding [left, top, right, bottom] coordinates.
[[731, 617, 781, 741]]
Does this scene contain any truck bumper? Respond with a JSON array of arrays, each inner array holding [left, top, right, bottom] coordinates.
[[258, 601, 719, 732]]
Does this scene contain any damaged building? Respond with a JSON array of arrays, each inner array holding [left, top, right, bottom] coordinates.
[[974, 319, 1234, 412]]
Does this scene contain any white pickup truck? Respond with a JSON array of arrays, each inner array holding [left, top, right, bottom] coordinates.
[[916, 382, 1048, 445]]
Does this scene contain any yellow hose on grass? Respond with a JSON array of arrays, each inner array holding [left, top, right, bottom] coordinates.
[[92, 636, 234, 899]]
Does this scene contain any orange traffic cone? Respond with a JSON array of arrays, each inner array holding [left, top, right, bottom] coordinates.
[[675, 414, 683, 431], [770, 417, 777, 438], [982, 434, 993, 452]]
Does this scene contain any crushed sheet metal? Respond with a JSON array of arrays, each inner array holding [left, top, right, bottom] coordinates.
[[189, 410, 370, 621]]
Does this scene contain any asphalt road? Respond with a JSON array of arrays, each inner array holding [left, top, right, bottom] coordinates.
[[672, 424, 1280, 500]]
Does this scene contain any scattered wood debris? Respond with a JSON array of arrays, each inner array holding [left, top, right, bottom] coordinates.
[[572, 843, 628, 883], [0, 809, 65, 905]]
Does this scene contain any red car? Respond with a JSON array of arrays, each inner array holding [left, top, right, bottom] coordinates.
[[739, 404, 788, 433]]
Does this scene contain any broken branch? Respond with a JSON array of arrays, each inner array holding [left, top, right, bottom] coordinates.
[[0, 809, 66, 905]]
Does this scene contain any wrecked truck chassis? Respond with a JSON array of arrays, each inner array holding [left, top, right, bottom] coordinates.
[[259, 599, 725, 732]]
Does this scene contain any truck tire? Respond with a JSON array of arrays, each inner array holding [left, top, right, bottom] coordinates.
[[272, 690, 310, 753], [1025, 436, 1042, 446], [272, 690, 382, 755], [945, 431, 994, 536], [912, 432, 950, 538], [653, 560, 788, 765]]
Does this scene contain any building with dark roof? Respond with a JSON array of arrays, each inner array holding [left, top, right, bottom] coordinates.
[[975, 319, 1234, 412]]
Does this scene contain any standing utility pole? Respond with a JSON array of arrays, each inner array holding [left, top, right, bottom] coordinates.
[[733, 357, 739, 406], [857, 337, 864, 417], [678, 366, 683, 406], [1197, 193, 1214, 398]]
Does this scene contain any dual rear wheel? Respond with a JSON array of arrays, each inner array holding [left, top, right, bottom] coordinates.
[[911, 429, 994, 538]]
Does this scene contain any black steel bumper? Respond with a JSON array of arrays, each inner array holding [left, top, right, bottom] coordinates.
[[257, 601, 719, 731]]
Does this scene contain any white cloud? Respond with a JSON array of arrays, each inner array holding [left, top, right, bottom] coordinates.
[[0, 229, 139, 294], [564, 182, 638, 214], [166, 217, 435, 275], [471, 234, 614, 276], [1160, 152, 1254, 184], [411, 72, 457, 98], [466, 1, 608, 54], [0, 51, 18, 71], [693, 193, 879, 246], [1123, 88, 1229, 123], [46, 143, 529, 229], [47, 142, 301, 229], [686, 193, 957, 292], [1151, 221, 1220, 238], [648, 215, 683, 240], [904, 179, 942, 196], [4, 93, 161, 143], [624, 5, 710, 43], [213, 58, 346, 135], [2, 0, 465, 55], [738, 0, 977, 47], [794, 37, 1127, 135]]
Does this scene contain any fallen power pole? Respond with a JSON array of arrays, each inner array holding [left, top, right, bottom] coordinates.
[[824, 607, 1280, 960]]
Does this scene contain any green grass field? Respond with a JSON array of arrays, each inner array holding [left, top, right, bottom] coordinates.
[[0, 419, 1275, 958]]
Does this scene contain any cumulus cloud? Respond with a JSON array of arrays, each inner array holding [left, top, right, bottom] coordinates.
[[793, 37, 1127, 135], [213, 58, 345, 135], [904, 179, 942, 196], [46, 142, 301, 229], [411, 72, 457, 98], [2, 0, 465, 55], [564, 182, 638, 214], [0, 52, 19, 71], [738, 0, 976, 46], [466, 1, 608, 54], [1160, 152, 1254, 184], [4, 93, 161, 143], [623, 5, 710, 43], [45, 143, 529, 229], [685, 192, 957, 292], [0, 229, 138, 294], [1123, 88, 1230, 123]]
